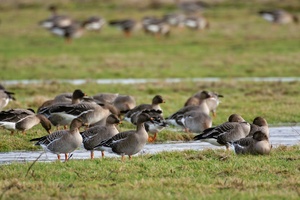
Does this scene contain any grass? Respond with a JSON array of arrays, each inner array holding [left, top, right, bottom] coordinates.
[[0, 1, 300, 198], [0, 1, 300, 79], [0, 146, 299, 199]]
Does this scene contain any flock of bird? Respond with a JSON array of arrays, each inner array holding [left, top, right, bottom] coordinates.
[[0, 84, 272, 161], [38, 2, 298, 43]]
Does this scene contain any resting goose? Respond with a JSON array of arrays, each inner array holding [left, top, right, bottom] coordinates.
[[124, 95, 165, 124], [0, 108, 51, 134], [0, 84, 16, 111], [258, 9, 298, 24], [30, 118, 84, 161], [81, 114, 121, 159], [248, 116, 269, 138], [94, 111, 154, 161], [231, 131, 272, 155], [194, 114, 251, 150]]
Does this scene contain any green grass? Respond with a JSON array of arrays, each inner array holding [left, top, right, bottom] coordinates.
[[0, 1, 300, 198], [0, 146, 299, 199], [0, 0, 300, 79]]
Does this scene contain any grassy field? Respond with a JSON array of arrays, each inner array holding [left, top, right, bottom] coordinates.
[[0, 1, 300, 199], [0, 0, 300, 79], [0, 147, 299, 199]]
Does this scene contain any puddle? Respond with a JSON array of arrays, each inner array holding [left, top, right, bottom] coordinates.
[[1, 77, 300, 86], [0, 126, 299, 165]]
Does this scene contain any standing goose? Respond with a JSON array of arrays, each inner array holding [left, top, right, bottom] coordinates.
[[230, 131, 272, 155], [50, 20, 86, 43], [258, 9, 298, 24], [0, 84, 16, 111], [94, 111, 154, 161], [163, 13, 186, 28], [194, 114, 251, 150], [143, 109, 168, 142], [124, 95, 165, 124], [81, 114, 121, 159], [0, 109, 51, 134], [39, 5, 73, 29], [184, 91, 223, 118], [30, 118, 84, 161]]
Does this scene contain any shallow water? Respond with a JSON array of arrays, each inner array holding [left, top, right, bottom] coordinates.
[[0, 126, 299, 165], [1, 77, 300, 86]]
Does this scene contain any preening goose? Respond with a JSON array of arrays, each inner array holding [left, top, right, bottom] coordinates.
[[184, 90, 223, 117]]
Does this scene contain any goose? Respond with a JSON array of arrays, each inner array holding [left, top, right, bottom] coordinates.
[[124, 95, 165, 124], [38, 89, 86, 112], [142, 16, 170, 38], [142, 109, 168, 142], [258, 9, 298, 24], [38, 89, 87, 129], [112, 95, 136, 114], [30, 118, 84, 161], [166, 90, 211, 127], [248, 116, 269, 138], [184, 91, 223, 117], [39, 5, 73, 29], [183, 15, 209, 30], [93, 93, 136, 115], [176, 0, 208, 14], [179, 109, 212, 133], [94, 111, 154, 161], [0, 109, 51, 134], [108, 19, 137, 37], [0, 85, 16, 111], [39, 102, 117, 129], [163, 13, 186, 27], [194, 114, 251, 150], [81, 114, 121, 159], [83, 16, 105, 31], [230, 131, 272, 155], [50, 20, 85, 43]]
